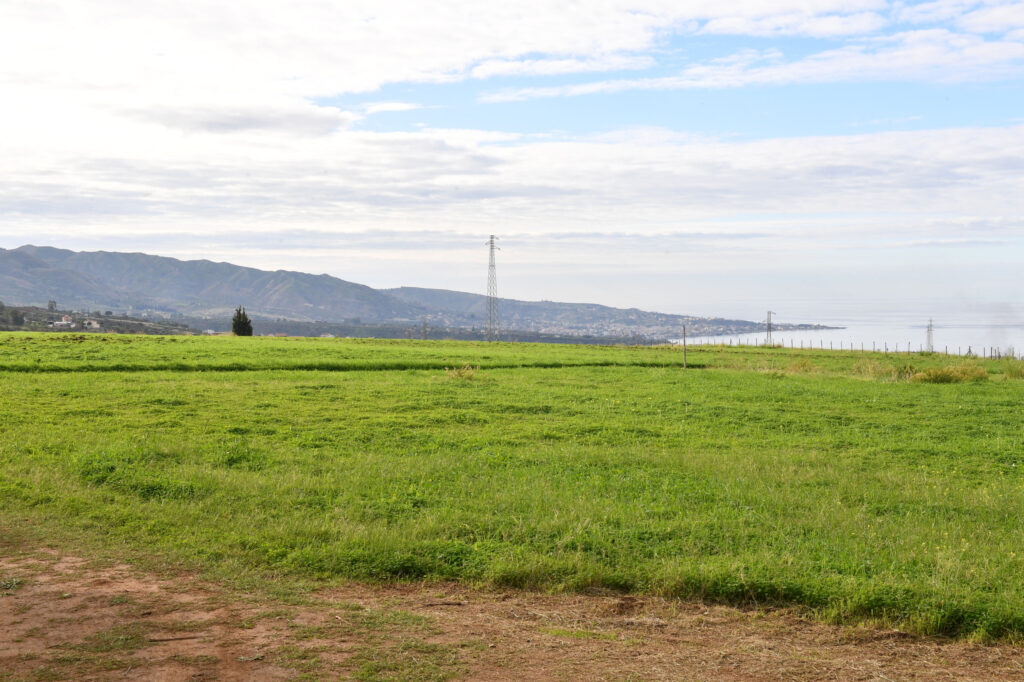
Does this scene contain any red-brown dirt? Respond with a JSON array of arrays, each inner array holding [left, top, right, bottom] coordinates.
[[3, 545, 1024, 680]]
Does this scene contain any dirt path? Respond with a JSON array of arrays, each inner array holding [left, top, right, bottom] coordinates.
[[3, 545, 1024, 681]]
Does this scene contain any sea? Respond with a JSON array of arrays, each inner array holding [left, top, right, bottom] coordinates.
[[675, 309, 1024, 358]]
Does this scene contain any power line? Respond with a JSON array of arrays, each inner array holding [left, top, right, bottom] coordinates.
[[486, 235, 499, 342]]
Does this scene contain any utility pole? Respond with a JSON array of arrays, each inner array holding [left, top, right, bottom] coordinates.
[[766, 310, 776, 346], [485, 235, 499, 342], [682, 325, 687, 368]]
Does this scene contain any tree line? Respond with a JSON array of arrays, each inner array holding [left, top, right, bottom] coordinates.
[[0, 301, 25, 327]]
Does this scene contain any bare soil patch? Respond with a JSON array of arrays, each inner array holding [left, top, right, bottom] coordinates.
[[3, 544, 1024, 681]]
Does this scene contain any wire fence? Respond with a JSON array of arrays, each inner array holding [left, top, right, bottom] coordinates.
[[683, 336, 1020, 360]]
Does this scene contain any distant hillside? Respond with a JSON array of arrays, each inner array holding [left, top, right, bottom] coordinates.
[[0, 248, 113, 306], [386, 286, 715, 335], [0, 245, 830, 338], [385, 287, 817, 338], [3, 245, 427, 323]]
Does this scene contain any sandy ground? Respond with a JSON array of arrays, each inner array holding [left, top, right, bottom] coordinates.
[[3, 545, 1024, 681]]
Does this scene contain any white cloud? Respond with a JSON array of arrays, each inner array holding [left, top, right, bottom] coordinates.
[[700, 11, 887, 37], [131, 105, 360, 135], [3, 0, 1017, 152], [1, 2, 1019, 229], [471, 55, 656, 78], [757, 28, 1024, 81], [2, 121, 1021, 237], [896, 0, 1024, 31], [363, 102, 424, 114], [958, 2, 1024, 32], [483, 29, 1024, 101], [0, 1, 896, 110], [895, 0, 985, 24]]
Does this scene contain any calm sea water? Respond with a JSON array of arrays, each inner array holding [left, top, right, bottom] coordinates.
[[676, 317, 1024, 358]]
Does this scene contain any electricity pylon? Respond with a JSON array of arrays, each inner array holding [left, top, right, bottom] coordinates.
[[486, 235, 499, 341]]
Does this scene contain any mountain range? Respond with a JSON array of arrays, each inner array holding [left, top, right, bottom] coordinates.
[[0, 245, 824, 338]]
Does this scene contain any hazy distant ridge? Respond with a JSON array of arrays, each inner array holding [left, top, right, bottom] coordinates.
[[386, 286, 762, 337], [0, 245, 823, 337]]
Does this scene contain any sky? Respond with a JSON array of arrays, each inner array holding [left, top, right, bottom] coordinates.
[[1, 0, 1023, 323]]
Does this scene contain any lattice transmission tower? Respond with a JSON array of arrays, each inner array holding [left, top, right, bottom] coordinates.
[[926, 319, 934, 352], [486, 235, 500, 341]]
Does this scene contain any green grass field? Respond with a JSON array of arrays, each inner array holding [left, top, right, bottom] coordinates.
[[3, 333, 1024, 639]]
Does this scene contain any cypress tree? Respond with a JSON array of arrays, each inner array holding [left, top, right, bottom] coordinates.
[[232, 306, 253, 336]]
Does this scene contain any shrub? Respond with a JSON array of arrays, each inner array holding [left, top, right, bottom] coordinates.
[[893, 363, 919, 381]]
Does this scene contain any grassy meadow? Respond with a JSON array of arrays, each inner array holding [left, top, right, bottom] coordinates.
[[3, 332, 1024, 639]]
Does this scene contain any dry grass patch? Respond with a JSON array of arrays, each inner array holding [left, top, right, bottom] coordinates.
[[1000, 359, 1024, 379], [852, 357, 896, 380], [852, 358, 990, 383], [443, 364, 480, 380], [911, 364, 988, 383]]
